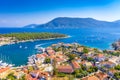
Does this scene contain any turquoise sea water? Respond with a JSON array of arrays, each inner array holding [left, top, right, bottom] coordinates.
[[0, 27, 120, 66]]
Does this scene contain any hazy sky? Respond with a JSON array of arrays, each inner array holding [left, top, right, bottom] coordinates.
[[0, 0, 120, 27]]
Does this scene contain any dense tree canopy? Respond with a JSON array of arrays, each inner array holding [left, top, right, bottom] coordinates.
[[0, 32, 67, 41], [114, 72, 120, 79], [115, 65, 120, 70]]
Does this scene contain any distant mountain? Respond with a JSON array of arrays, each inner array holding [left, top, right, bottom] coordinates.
[[24, 24, 38, 28], [114, 20, 120, 24], [24, 17, 120, 28]]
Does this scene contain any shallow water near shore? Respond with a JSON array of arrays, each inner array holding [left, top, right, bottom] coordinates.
[[0, 27, 120, 66]]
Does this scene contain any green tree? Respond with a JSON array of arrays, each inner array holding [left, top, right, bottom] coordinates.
[[57, 73, 66, 77], [115, 65, 120, 70], [74, 69, 79, 74], [80, 64, 86, 70], [103, 50, 107, 53], [114, 72, 120, 79], [28, 66, 34, 72], [19, 75, 26, 80], [76, 73, 84, 78], [68, 53, 76, 61], [1, 32, 67, 41], [6, 73, 16, 80], [83, 47, 88, 53], [44, 57, 51, 63], [74, 69, 79, 78], [53, 68, 58, 75], [87, 66, 98, 73], [87, 57, 94, 62]]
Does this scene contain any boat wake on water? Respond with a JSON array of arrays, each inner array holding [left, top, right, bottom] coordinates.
[[34, 42, 53, 53], [34, 42, 53, 49]]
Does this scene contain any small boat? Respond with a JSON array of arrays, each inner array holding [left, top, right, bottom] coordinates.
[[25, 46, 28, 49], [1, 62, 8, 67], [35, 43, 49, 49], [8, 64, 12, 67], [37, 47, 45, 53], [35, 44, 41, 49], [19, 46, 22, 48], [0, 60, 2, 63]]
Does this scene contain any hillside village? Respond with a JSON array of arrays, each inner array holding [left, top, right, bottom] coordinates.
[[0, 42, 120, 80]]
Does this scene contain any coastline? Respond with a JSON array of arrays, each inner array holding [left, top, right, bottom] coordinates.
[[0, 36, 70, 47]]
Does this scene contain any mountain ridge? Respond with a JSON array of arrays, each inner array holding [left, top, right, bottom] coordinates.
[[24, 17, 120, 28]]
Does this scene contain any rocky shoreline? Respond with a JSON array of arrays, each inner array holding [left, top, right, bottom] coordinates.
[[112, 40, 120, 50]]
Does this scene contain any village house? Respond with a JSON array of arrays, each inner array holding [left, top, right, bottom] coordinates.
[[75, 58, 82, 63], [36, 52, 48, 64], [37, 64, 53, 73], [55, 54, 68, 64], [99, 61, 116, 68], [57, 65, 74, 73], [95, 72, 108, 80], [46, 49, 55, 56], [54, 57, 66, 64], [108, 69, 118, 77], [82, 75, 100, 80], [77, 47, 84, 52], [94, 54, 105, 62], [43, 64, 53, 72], [48, 51, 68, 65], [72, 61, 80, 69], [0, 67, 11, 79], [82, 53, 89, 58], [51, 44, 57, 46], [63, 43, 73, 48], [109, 56, 120, 65], [14, 71, 25, 79], [82, 61, 93, 68], [29, 70, 51, 80]]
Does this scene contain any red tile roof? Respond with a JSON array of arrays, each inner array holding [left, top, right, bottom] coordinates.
[[36, 54, 43, 58], [72, 61, 80, 69], [42, 53, 48, 57], [100, 61, 115, 65], [36, 53, 48, 58], [57, 65, 74, 73], [95, 72, 108, 80], [49, 55, 55, 59], [0, 67, 10, 73], [109, 69, 118, 74], [30, 71, 50, 79], [97, 54, 104, 58], [82, 76, 100, 80]]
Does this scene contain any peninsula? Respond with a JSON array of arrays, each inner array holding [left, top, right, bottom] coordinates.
[[0, 32, 67, 46]]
